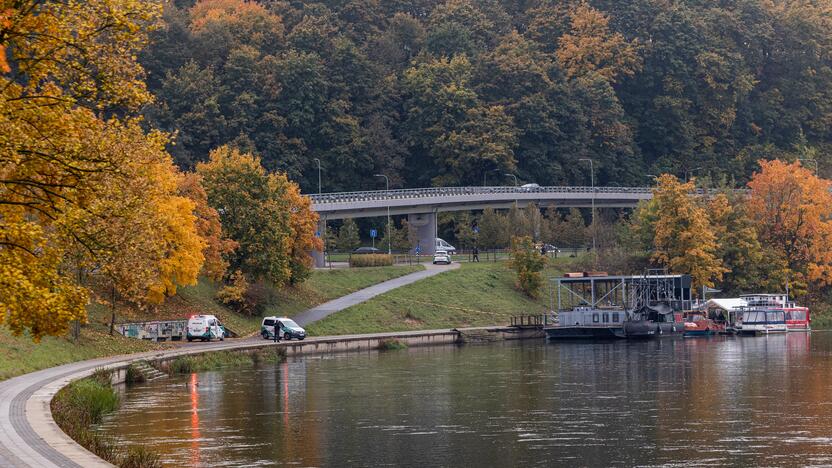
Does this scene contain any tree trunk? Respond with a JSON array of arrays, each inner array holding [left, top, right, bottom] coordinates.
[[109, 284, 116, 336]]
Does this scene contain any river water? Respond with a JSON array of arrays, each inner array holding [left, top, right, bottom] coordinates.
[[99, 333, 832, 467]]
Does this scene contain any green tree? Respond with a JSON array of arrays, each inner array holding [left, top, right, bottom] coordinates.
[[337, 219, 361, 252], [196, 146, 293, 286], [478, 208, 509, 249]]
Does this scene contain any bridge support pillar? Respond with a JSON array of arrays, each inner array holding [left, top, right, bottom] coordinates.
[[407, 212, 437, 256], [312, 217, 327, 268]]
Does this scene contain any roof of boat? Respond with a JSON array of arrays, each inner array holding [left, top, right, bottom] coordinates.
[[700, 298, 748, 311]]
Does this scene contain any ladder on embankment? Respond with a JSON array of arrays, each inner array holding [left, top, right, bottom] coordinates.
[[129, 361, 168, 382]]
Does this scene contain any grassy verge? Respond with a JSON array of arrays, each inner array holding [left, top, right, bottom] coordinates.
[[51, 369, 162, 468], [305, 260, 567, 336]]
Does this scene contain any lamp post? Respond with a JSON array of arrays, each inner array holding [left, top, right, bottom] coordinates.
[[798, 158, 818, 176], [374, 173, 391, 255], [684, 166, 703, 183], [313, 158, 322, 194], [579, 158, 596, 252], [505, 173, 518, 186]]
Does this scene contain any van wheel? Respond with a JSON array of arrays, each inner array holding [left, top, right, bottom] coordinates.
[[284, 332, 292, 341], [187, 337, 192, 342], [220, 336, 224, 341]]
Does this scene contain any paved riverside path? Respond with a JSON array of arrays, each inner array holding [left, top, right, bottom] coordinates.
[[0, 262, 461, 468], [293, 261, 459, 326]]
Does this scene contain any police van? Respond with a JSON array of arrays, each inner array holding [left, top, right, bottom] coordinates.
[[186, 314, 225, 342]]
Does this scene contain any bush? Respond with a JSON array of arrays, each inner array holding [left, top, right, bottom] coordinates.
[[378, 339, 407, 351], [124, 365, 145, 385], [350, 253, 393, 267], [120, 446, 163, 468], [508, 236, 547, 298], [216, 271, 278, 316]]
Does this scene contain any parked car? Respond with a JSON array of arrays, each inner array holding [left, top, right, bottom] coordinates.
[[261, 316, 306, 341], [186, 314, 225, 342], [435, 237, 456, 254], [542, 244, 561, 253], [433, 249, 452, 265], [353, 246, 381, 254]]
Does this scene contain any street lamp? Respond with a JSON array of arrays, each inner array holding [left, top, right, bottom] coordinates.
[[505, 173, 518, 186], [313, 158, 322, 194], [798, 158, 818, 176], [374, 173, 391, 255], [684, 166, 703, 183], [483, 168, 500, 187], [579, 158, 596, 252]]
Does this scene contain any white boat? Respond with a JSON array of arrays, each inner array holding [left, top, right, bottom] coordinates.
[[736, 308, 787, 335]]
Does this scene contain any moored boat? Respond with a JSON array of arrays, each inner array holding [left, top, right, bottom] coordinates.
[[736, 308, 787, 335], [683, 311, 725, 337], [545, 306, 627, 340]]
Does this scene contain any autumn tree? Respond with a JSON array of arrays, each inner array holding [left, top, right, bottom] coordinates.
[[197, 146, 319, 287], [556, 3, 641, 83], [637, 175, 725, 290], [179, 173, 238, 282], [746, 160, 832, 297], [707, 191, 763, 293], [0, 0, 207, 340]]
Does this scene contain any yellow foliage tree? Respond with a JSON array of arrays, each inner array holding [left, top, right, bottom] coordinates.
[[556, 2, 641, 83], [1, 0, 207, 340], [640, 175, 726, 290], [179, 172, 237, 282], [746, 159, 832, 296]]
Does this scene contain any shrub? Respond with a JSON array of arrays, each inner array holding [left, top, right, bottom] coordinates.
[[120, 446, 163, 468], [378, 339, 407, 351], [508, 236, 547, 298], [350, 253, 393, 267], [124, 365, 146, 385]]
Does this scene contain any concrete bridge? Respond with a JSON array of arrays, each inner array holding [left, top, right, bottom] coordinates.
[[309, 185, 652, 263]]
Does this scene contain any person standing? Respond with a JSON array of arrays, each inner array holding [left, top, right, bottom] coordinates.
[[472, 246, 480, 262]]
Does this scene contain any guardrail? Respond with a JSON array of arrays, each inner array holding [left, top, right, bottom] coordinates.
[[308, 185, 653, 205]]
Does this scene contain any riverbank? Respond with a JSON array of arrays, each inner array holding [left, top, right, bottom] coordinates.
[[0, 265, 423, 382], [0, 325, 531, 468]]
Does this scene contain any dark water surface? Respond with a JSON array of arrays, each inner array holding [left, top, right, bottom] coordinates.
[[99, 333, 832, 467]]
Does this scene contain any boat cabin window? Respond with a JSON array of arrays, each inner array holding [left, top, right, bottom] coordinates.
[[612, 313, 620, 323], [602, 313, 609, 323], [766, 311, 784, 323], [787, 310, 807, 321], [592, 313, 599, 323]]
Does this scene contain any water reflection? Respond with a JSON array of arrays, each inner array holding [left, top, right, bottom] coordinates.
[[99, 333, 832, 466]]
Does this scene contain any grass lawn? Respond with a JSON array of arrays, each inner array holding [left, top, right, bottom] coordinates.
[[0, 264, 423, 381], [305, 260, 568, 336]]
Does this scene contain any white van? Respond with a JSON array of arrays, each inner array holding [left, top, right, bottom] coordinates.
[[186, 314, 225, 342], [435, 237, 456, 253], [261, 316, 306, 341]]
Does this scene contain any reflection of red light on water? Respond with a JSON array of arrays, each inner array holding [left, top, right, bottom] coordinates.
[[282, 361, 289, 427], [190, 373, 200, 465]]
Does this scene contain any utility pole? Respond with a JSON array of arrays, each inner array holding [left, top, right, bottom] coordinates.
[[579, 159, 596, 252], [374, 174, 391, 255], [483, 168, 499, 187]]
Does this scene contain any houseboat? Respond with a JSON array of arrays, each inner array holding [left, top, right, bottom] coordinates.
[[545, 306, 627, 339], [741, 294, 810, 332], [545, 271, 691, 340], [736, 308, 788, 335]]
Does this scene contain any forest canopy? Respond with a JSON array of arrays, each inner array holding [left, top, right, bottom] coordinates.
[[143, 0, 832, 192]]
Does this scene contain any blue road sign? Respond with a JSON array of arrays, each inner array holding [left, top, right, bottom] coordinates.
[[473, 226, 479, 234], [315, 231, 321, 237], [415, 245, 421, 254], [370, 229, 377, 238]]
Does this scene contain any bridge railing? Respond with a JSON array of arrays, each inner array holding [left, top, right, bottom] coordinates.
[[308, 185, 653, 204]]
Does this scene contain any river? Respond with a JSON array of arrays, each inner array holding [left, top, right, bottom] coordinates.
[[98, 332, 832, 466]]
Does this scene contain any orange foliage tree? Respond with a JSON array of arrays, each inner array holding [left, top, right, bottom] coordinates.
[[746, 160, 832, 296], [179, 173, 237, 282], [556, 2, 641, 83]]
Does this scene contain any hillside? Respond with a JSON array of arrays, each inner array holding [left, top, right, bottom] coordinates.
[[306, 260, 567, 335], [142, 0, 832, 191]]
